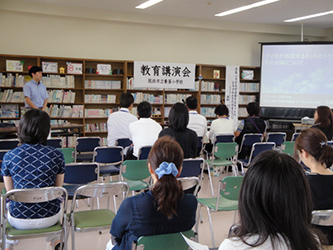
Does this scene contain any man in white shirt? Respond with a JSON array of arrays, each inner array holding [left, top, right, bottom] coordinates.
[[107, 93, 137, 146], [128, 101, 162, 159], [186, 96, 208, 142]]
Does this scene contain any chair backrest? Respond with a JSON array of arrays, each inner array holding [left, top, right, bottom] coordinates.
[[46, 138, 62, 148], [76, 137, 101, 152], [291, 133, 300, 142], [178, 177, 200, 196], [135, 230, 195, 250], [138, 146, 152, 160], [219, 176, 244, 201], [121, 160, 150, 181], [72, 182, 129, 211], [214, 134, 235, 144], [239, 133, 263, 153], [58, 147, 75, 163], [266, 132, 286, 146], [93, 146, 123, 165], [281, 141, 295, 156], [0, 139, 19, 150], [248, 142, 276, 163], [115, 138, 132, 148], [178, 158, 204, 178], [64, 163, 99, 184], [312, 210, 333, 226], [214, 142, 238, 160]]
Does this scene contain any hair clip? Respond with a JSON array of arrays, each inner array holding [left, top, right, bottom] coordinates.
[[155, 162, 178, 179], [320, 142, 326, 147]]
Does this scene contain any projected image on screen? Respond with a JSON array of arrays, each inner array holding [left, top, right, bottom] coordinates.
[[260, 43, 333, 109]]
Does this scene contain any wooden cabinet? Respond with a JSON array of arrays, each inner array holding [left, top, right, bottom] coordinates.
[[0, 54, 260, 140]]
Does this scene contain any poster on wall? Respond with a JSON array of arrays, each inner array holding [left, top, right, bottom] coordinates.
[[225, 65, 240, 128], [134, 61, 195, 89]]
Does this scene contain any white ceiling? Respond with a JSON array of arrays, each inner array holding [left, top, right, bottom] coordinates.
[[18, 0, 333, 29]]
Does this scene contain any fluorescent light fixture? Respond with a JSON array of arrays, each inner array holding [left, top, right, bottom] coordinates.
[[215, 0, 280, 17], [284, 10, 333, 22], [136, 0, 164, 9]]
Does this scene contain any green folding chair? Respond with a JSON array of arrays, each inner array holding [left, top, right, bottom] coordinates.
[[114, 160, 151, 195], [58, 147, 75, 164], [2, 187, 68, 250], [70, 182, 129, 250], [133, 230, 195, 250], [281, 141, 295, 156], [197, 176, 243, 248], [205, 142, 239, 197]]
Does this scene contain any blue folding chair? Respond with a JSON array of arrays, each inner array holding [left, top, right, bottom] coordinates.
[[46, 138, 62, 148], [266, 132, 286, 147], [93, 146, 123, 180], [63, 162, 99, 199], [291, 132, 300, 142], [115, 138, 132, 148], [138, 146, 152, 160], [214, 134, 235, 144], [238, 142, 275, 170], [0, 139, 19, 150], [178, 158, 204, 196], [75, 137, 101, 162], [238, 133, 263, 159], [196, 136, 203, 157]]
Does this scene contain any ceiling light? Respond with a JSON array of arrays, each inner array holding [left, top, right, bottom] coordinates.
[[215, 0, 280, 17], [136, 0, 164, 9], [284, 10, 333, 22]]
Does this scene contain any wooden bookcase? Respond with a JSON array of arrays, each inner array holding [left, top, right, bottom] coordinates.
[[0, 54, 260, 142]]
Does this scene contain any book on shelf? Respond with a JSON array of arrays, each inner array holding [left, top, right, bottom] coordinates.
[[0, 104, 19, 118], [96, 64, 112, 75], [85, 108, 112, 118], [201, 94, 221, 104], [43, 75, 75, 88], [201, 81, 220, 91], [165, 93, 191, 104], [85, 94, 116, 103], [239, 95, 256, 104], [241, 70, 254, 80], [239, 82, 259, 92], [72, 105, 84, 118], [85, 80, 121, 89]]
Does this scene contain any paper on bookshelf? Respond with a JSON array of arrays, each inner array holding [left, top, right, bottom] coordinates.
[[42, 62, 58, 73], [6, 60, 23, 72], [96, 64, 112, 75], [67, 63, 82, 74], [181, 233, 209, 250], [213, 70, 220, 79], [241, 70, 254, 80]]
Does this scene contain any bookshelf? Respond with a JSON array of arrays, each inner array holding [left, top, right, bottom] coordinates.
[[0, 54, 260, 141]]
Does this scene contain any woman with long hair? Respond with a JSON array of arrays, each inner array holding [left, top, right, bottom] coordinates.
[[159, 102, 197, 158], [220, 150, 323, 249], [312, 106, 333, 140], [107, 136, 197, 250], [295, 128, 333, 244]]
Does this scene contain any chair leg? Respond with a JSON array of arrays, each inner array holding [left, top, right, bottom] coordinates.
[[233, 210, 238, 224], [206, 207, 216, 248], [195, 204, 201, 241], [232, 164, 239, 176], [206, 163, 215, 197], [71, 216, 75, 250]]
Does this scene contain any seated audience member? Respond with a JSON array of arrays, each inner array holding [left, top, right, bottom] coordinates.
[[295, 128, 333, 244], [311, 106, 333, 140], [209, 104, 235, 142], [107, 93, 137, 146], [234, 102, 266, 159], [106, 137, 197, 250], [159, 102, 197, 158], [127, 101, 162, 159], [186, 96, 207, 140], [1, 109, 65, 250], [220, 150, 324, 250]]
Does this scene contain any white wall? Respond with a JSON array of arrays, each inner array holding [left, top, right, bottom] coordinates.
[[0, 0, 328, 66]]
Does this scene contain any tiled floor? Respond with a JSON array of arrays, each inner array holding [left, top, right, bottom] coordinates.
[[3, 172, 236, 250]]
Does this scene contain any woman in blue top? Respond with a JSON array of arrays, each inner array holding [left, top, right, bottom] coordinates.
[[1, 109, 65, 235], [106, 136, 197, 250]]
